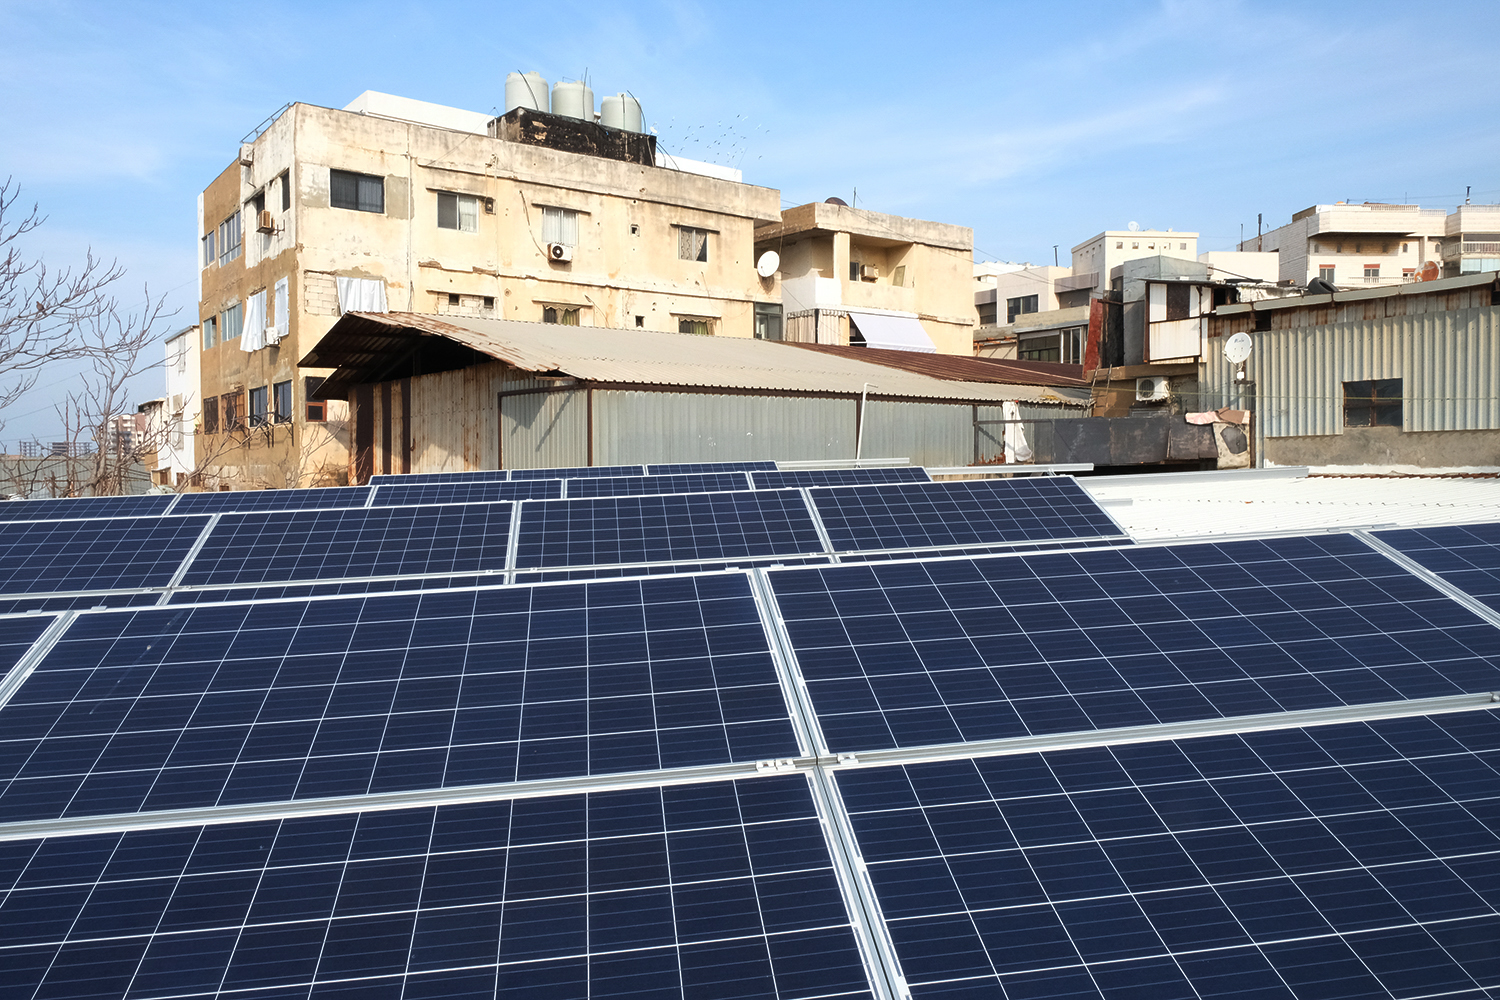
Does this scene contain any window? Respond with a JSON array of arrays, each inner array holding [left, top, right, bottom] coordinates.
[[448, 293, 460, 306], [482, 296, 495, 310], [1132, 242, 1139, 250], [1166, 284, 1190, 321], [1402, 242, 1409, 253], [678, 317, 712, 336], [754, 303, 783, 341], [1006, 295, 1039, 324], [273, 380, 292, 423], [221, 301, 243, 341], [542, 306, 580, 325], [305, 377, 326, 422], [330, 169, 384, 213], [201, 230, 215, 268], [280, 170, 291, 212], [977, 303, 998, 326], [217, 211, 241, 265], [249, 386, 269, 427], [222, 391, 241, 430], [1115, 241, 1123, 249], [437, 192, 479, 232], [849, 261, 860, 281], [1364, 264, 1380, 284], [1062, 326, 1085, 364], [249, 190, 265, 226], [678, 226, 709, 262], [542, 207, 578, 246], [1018, 328, 1084, 363], [203, 396, 219, 434], [202, 316, 218, 350], [1344, 379, 1402, 428], [1319, 265, 1336, 283], [635, 315, 645, 327], [892, 264, 906, 287]]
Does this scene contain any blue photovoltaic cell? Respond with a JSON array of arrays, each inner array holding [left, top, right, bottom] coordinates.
[[566, 472, 755, 499], [371, 479, 563, 507], [0, 516, 210, 597], [1378, 521, 1500, 614], [0, 574, 799, 821], [512, 556, 833, 585], [752, 467, 931, 489], [0, 494, 173, 523], [0, 593, 164, 615], [812, 478, 1124, 553], [0, 776, 873, 1000], [769, 533, 1500, 753], [837, 536, 1129, 564], [838, 710, 1500, 1000], [512, 465, 646, 480], [647, 461, 779, 475], [0, 615, 56, 674], [514, 490, 825, 569], [178, 504, 515, 586], [170, 487, 372, 514], [167, 576, 495, 605], [369, 470, 511, 485]]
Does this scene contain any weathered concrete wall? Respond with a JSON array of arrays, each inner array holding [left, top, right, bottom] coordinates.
[[1264, 426, 1500, 468]]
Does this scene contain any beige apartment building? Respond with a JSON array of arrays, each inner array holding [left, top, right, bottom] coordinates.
[[1239, 203, 1446, 287], [195, 91, 782, 487], [753, 201, 974, 355]]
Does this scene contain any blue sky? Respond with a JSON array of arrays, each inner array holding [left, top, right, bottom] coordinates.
[[1, 0, 1497, 442]]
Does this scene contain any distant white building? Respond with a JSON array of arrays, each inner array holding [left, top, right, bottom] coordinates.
[[144, 325, 200, 487], [1444, 204, 1500, 278], [1240, 203, 1446, 288]]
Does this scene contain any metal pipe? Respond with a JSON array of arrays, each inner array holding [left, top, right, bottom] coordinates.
[[854, 383, 876, 460]]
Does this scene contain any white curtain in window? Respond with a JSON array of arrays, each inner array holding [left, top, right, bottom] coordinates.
[[269, 278, 290, 344], [542, 207, 577, 245], [1001, 399, 1034, 464], [240, 290, 266, 352], [458, 196, 478, 233], [336, 276, 389, 314]]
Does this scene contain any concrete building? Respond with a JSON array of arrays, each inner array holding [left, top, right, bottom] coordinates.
[[753, 201, 974, 354], [1239, 202, 1446, 288], [1444, 203, 1500, 277], [1201, 271, 1500, 470], [142, 325, 202, 488], [1070, 228, 1199, 299], [195, 90, 783, 488]]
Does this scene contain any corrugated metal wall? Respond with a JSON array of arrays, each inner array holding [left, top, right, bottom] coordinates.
[[593, 391, 854, 465], [861, 401, 972, 467], [1201, 306, 1500, 463], [500, 377, 589, 471]]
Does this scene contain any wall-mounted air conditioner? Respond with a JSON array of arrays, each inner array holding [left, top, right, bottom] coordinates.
[[1136, 376, 1170, 402], [548, 242, 573, 262], [860, 264, 880, 280], [256, 210, 276, 234]]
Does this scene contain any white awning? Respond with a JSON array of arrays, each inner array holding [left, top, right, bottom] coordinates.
[[847, 310, 936, 353]]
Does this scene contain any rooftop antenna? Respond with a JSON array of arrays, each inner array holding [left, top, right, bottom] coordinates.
[[1053, 245, 1059, 266], [1466, 185, 1472, 205], [1257, 213, 1263, 252]]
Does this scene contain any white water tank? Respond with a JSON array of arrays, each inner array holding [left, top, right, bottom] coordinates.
[[551, 80, 594, 121], [600, 93, 643, 132], [504, 71, 549, 113]]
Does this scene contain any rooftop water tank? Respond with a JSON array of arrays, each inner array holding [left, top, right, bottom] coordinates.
[[600, 93, 643, 132], [504, 71, 549, 113], [551, 80, 594, 121]]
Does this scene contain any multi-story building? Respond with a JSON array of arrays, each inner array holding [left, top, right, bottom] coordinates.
[[1443, 203, 1500, 277], [195, 89, 782, 487], [1239, 202, 1445, 288], [753, 201, 974, 354], [141, 325, 200, 488]]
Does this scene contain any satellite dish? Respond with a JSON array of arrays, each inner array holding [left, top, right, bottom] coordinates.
[[1127, 221, 1141, 232], [1223, 332, 1253, 364], [825, 197, 849, 206], [756, 251, 780, 278]]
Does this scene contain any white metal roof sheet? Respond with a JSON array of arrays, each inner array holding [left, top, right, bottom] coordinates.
[[1082, 469, 1500, 540]]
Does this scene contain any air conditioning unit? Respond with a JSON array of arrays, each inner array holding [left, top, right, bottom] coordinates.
[[860, 264, 880, 280], [1136, 376, 1170, 402], [548, 242, 573, 262], [256, 209, 276, 234]]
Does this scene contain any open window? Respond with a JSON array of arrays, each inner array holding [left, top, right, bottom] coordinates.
[[678, 226, 709, 262], [438, 192, 479, 232]]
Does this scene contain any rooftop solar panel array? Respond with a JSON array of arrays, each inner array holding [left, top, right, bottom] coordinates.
[[752, 466, 932, 489], [0, 493, 174, 523], [647, 460, 778, 475], [2, 469, 1500, 999], [368, 469, 512, 485], [169, 486, 372, 514], [511, 464, 646, 480]]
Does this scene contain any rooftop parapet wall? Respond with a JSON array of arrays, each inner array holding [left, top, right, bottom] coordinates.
[[757, 202, 972, 251]]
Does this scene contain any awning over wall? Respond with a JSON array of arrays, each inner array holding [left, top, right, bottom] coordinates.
[[847, 310, 935, 353]]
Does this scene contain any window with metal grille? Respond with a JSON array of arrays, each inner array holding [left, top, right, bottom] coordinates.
[[203, 396, 219, 434], [273, 380, 292, 423], [249, 386, 269, 427], [330, 169, 384, 213], [1343, 378, 1402, 428]]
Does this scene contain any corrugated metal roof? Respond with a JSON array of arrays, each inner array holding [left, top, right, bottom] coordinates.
[[302, 313, 1091, 405], [1082, 468, 1500, 540], [788, 343, 1090, 388], [1216, 271, 1497, 315]]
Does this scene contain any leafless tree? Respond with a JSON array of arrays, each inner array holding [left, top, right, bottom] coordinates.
[[0, 178, 174, 496]]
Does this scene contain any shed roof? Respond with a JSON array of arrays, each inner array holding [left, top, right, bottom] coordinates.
[[1216, 271, 1497, 316], [301, 313, 1090, 405], [787, 343, 1090, 388]]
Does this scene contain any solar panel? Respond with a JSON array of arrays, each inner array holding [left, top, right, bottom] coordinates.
[[0, 593, 165, 615], [514, 491, 826, 570], [0, 574, 800, 821], [371, 479, 563, 506], [0, 516, 210, 596], [769, 534, 1500, 754], [170, 486, 372, 514], [368, 469, 510, 485], [512, 465, 645, 480], [0, 614, 57, 674], [177, 504, 515, 587], [0, 494, 173, 523], [837, 710, 1500, 1000], [752, 467, 931, 489], [565, 472, 755, 498], [812, 478, 1125, 553], [0, 776, 872, 1000], [513, 555, 833, 585], [166, 576, 496, 605], [1376, 521, 1500, 613], [647, 461, 779, 475]]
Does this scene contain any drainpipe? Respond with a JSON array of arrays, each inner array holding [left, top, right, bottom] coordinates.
[[855, 382, 877, 461]]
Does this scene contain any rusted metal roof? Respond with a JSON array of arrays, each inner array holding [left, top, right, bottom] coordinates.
[[789, 342, 1090, 388], [301, 313, 1092, 405]]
